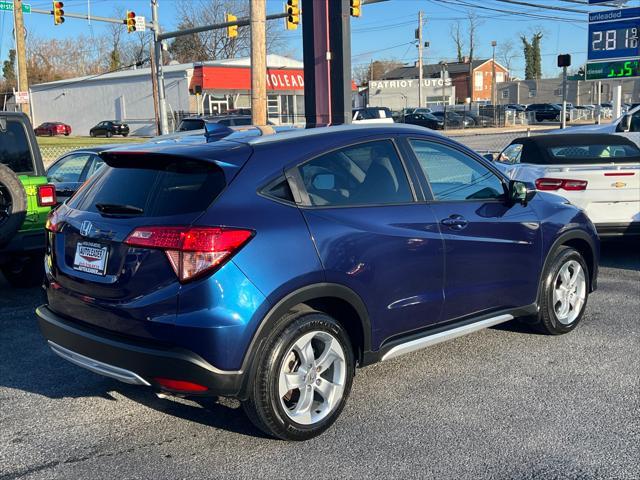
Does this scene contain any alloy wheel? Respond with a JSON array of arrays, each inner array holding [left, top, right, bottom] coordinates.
[[552, 260, 586, 325], [278, 330, 346, 425]]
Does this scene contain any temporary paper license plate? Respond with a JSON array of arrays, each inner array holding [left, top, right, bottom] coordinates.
[[73, 242, 109, 276]]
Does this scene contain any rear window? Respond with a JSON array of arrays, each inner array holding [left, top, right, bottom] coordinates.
[[69, 157, 225, 217], [0, 119, 34, 173], [547, 144, 640, 163]]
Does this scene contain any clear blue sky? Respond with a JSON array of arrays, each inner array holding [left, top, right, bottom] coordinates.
[[0, 0, 622, 80]]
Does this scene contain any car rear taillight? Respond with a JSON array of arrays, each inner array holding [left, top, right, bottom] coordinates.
[[124, 226, 253, 282], [535, 178, 588, 191], [37, 184, 57, 206]]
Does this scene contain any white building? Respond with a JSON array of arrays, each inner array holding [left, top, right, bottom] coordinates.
[[29, 55, 304, 136]]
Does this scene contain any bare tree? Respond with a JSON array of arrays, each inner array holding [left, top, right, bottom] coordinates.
[[467, 12, 481, 63], [497, 40, 517, 73], [451, 22, 465, 63], [169, 0, 285, 63]]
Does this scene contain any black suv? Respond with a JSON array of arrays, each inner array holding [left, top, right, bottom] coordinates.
[[525, 104, 565, 122]]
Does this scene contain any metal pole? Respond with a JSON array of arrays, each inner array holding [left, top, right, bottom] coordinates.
[[13, 0, 29, 117], [596, 81, 602, 124], [151, 0, 169, 135], [491, 40, 497, 125], [250, 0, 267, 126], [561, 65, 567, 129], [417, 11, 423, 108]]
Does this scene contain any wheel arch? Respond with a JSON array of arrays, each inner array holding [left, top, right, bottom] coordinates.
[[539, 229, 598, 303], [238, 283, 372, 399]]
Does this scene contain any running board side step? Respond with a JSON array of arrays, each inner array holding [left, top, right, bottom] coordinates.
[[48, 341, 151, 386], [381, 314, 514, 362]]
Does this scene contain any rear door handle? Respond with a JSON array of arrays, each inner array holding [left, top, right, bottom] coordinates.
[[441, 215, 468, 230]]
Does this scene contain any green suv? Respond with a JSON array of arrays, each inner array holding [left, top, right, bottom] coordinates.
[[0, 112, 56, 287]]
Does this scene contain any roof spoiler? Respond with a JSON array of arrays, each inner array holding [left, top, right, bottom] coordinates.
[[204, 122, 234, 143]]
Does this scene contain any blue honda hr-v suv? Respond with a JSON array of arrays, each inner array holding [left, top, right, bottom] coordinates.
[[37, 124, 599, 440]]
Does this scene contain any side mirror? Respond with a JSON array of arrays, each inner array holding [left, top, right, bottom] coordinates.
[[483, 153, 496, 162], [508, 180, 536, 206], [617, 114, 631, 132]]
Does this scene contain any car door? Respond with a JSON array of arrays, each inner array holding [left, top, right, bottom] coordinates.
[[404, 137, 542, 322], [290, 138, 445, 347]]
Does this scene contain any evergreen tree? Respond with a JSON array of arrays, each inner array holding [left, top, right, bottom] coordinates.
[[521, 32, 543, 80], [532, 32, 543, 79], [2, 49, 16, 88]]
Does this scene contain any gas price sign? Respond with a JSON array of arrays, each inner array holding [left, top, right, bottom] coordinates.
[[586, 59, 640, 80], [588, 8, 640, 61]]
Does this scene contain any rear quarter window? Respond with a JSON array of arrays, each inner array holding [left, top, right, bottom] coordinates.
[[0, 119, 34, 173], [69, 157, 226, 217]]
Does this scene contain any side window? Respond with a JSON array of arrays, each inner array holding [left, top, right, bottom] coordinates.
[[498, 144, 523, 164], [217, 119, 232, 126], [409, 140, 505, 201], [85, 155, 105, 179], [234, 117, 252, 126], [47, 154, 91, 183], [297, 140, 413, 207]]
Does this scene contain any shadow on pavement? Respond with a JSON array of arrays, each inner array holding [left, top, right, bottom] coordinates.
[[0, 281, 266, 439], [599, 239, 640, 271]]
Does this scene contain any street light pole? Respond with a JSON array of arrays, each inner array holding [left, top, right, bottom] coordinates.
[[491, 40, 497, 124], [151, 0, 169, 135], [417, 11, 423, 108]]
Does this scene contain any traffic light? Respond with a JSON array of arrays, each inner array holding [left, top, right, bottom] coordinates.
[[285, 0, 299, 30], [126, 11, 136, 33], [53, 1, 64, 25], [350, 0, 361, 17], [226, 13, 238, 39]]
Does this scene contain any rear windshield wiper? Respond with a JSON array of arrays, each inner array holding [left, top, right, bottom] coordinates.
[[95, 203, 144, 215]]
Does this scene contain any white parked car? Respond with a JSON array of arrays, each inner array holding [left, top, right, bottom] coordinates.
[[494, 133, 640, 237], [560, 104, 640, 147], [352, 107, 394, 124]]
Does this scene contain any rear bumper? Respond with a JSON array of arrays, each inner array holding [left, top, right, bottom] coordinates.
[[36, 305, 245, 397], [595, 222, 640, 237]]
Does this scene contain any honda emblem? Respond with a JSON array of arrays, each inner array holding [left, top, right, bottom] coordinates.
[[80, 220, 93, 237]]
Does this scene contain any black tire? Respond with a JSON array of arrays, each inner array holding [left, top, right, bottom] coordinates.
[[532, 246, 589, 335], [122, 133, 129, 137], [242, 310, 355, 441], [90, 131, 95, 137], [1, 254, 44, 288], [0, 164, 27, 247], [106, 131, 113, 138]]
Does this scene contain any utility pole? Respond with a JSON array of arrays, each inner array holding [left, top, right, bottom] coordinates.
[[151, 0, 169, 135], [149, 41, 160, 136], [417, 11, 423, 108], [250, 0, 267, 126], [13, 0, 29, 117]]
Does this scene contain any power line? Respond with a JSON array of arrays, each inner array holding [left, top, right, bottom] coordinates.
[[432, 0, 587, 25], [492, 0, 587, 14]]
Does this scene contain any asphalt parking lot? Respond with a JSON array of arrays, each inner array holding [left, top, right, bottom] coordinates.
[[1, 241, 638, 480]]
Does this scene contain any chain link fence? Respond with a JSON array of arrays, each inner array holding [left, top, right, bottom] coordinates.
[[39, 143, 142, 167]]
